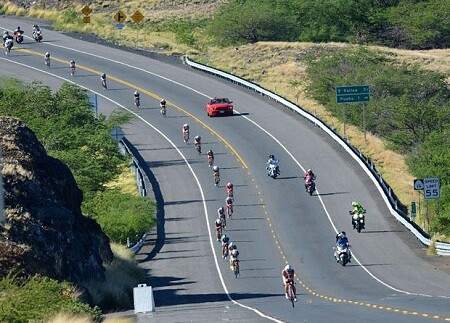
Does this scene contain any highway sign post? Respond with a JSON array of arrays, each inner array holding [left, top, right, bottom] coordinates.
[[336, 85, 371, 139], [424, 177, 440, 200], [114, 10, 127, 26], [411, 201, 417, 220]]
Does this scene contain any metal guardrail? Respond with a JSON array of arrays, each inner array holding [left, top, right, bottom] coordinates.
[[119, 139, 148, 253], [183, 56, 450, 256]]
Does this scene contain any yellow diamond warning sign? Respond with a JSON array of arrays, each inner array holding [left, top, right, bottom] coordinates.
[[131, 10, 144, 23], [114, 10, 127, 23], [81, 5, 92, 16]]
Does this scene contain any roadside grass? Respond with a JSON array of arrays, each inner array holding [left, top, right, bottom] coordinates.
[[103, 163, 139, 196], [84, 243, 145, 312], [3, 2, 448, 241]]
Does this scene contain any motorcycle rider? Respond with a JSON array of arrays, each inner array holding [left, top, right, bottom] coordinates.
[[207, 149, 214, 167], [221, 234, 229, 258], [226, 182, 234, 197], [4, 37, 13, 54], [3, 31, 12, 44], [335, 231, 351, 262], [266, 154, 280, 175], [182, 123, 189, 142], [281, 264, 297, 301], [303, 169, 316, 192], [212, 165, 220, 186], [32, 24, 41, 40], [13, 27, 23, 42], [350, 201, 365, 229]]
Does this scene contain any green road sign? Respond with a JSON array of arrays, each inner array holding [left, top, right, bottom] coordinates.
[[336, 85, 370, 104], [411, 201, 417, 218]]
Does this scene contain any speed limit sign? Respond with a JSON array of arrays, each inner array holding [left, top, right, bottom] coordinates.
[[423, 177, 440, 200]]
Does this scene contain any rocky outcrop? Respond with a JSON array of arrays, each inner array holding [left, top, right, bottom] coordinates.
[[0, 117, 113, 284]]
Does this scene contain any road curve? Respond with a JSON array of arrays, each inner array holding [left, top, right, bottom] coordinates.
[[1, 16, 449, 322]]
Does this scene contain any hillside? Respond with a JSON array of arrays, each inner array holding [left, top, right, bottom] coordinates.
[[2, 0, 449, 240]]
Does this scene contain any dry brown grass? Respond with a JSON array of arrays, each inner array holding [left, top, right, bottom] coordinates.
[[3, 2, 448, 239], [191, 42, 449, 236], [103, 163, 139, 196]]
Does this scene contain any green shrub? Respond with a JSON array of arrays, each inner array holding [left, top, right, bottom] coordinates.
[[0, 273, 101, 322], [83, 189, 156, 244]]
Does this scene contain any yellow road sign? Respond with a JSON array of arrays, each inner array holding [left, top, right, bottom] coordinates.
[[83, 16, 90, 24], [114, 10, 127, 23], [131, 10, 144, 23], [81, 5, 92, 16]]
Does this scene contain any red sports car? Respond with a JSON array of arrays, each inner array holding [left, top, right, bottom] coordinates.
[[206, 97, 233, 117]]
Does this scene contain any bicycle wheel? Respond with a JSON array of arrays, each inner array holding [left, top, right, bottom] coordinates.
[[288, 283, 295, 307]]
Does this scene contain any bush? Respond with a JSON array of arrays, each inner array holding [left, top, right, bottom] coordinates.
[[83, 189, 156, 244], [0, 273, 101, 322]]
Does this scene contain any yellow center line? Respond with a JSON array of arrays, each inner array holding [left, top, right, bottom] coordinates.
[[18, 47, 448, 322], [17, 48, 248, 169]]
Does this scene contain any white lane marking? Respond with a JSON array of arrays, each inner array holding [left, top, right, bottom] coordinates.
[[4, 28, 446, 299], [1, 57, 283, 322]]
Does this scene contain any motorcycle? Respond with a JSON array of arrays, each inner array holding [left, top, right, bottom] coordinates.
[[14, 32, 23, 44], [33, 30, 43, 42], [305, 179, 316, 196], [350, 210, 366, 233], [334, 241, 351, 266], [267, 164, 279, 179], [4, 39, 13, 56]]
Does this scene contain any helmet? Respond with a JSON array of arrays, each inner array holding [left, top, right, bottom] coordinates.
[[3, 31, 8, 35], [213, 165, 219, 171], [285, 264, 292, 271], [101, 72, 106, 77], [45, 51, 49, 56], [183, 123, 188, 128], [352, 201, 357, 206], [269, 154, 275, 159], [134, 91, 138, 95], [229, 242, 233, 248], [218, 207, 224, 213], [307, 169, 312, 173], [208, 149, 213, 153], [33, 24, 37, 27], [216, 219, 221, 225], [195, 135, 200, 140], [17, 26, 21, 29], [226, 182, 233, 189]]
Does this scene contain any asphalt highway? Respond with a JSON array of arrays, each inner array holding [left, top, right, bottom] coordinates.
[[1, 16, 449, 322]]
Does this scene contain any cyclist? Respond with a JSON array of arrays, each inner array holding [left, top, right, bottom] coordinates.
[[194, 135, 201, 154], [207, 149, 214, 167], [218, 206, 226, 229], [182, 123, 189, 142], [221, 234, 230, 258], [69, 60, 76, 75], [44, 52, 50, 67], [160, 99, 166, 116], [350, 201, 365, 229], [134, 91, 140, 108], [226, 182, 234, 197], [215, 218, 222, 241], [282, 265, 297, 302], [229, 244, 240, 274], [225, 195, 234, 217], [212, 165, 220, 186], [101, 72, 107, 89]]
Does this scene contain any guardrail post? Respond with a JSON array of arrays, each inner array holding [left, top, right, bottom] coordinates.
[[388, 187, 392, 198]]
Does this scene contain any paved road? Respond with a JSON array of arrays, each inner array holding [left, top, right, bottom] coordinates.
[[1, 16, 449, 322]]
